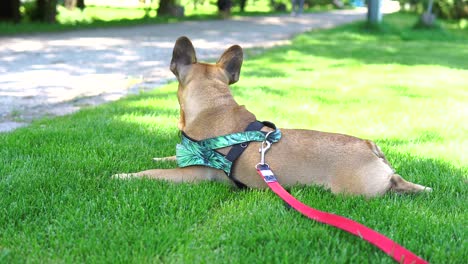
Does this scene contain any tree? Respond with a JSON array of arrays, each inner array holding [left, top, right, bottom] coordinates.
[[239, 0, 247, 12], [419, 0, 436, 27], [191, 0, 206, 10], [64, 0, 86, 10], [398, 0, 467, 19], [367, 0, 382, 24], [158, 0, 176, 16], [217, 0, 232, 17], [77, 0, 86, 10], [0, 0, 21, 23], [157, 0, 184, 16], [64, 0, 76, 10], [35, 0, 58, 23]]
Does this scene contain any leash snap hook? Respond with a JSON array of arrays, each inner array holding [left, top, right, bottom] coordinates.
[[256, 130, 275, 169], [257, 140, 271, 168]]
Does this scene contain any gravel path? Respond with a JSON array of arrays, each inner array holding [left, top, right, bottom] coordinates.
[[0, 7, 391, 132]]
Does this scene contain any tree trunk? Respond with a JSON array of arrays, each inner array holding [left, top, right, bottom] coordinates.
[[0, 0, 21, 23], [454, 0, 468, 19], [367, 0, 382, 24], [64, 0, 77, 10], [217, 0, 232, 17], [239, 0, 247, 12], [157, 0, 176, 16], [36, 0, 58, 23], [77, 0, 86, 10], [417, 0, 436, 27]]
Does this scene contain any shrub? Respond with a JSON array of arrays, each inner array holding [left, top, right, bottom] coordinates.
[[399, 0, 468, 19]]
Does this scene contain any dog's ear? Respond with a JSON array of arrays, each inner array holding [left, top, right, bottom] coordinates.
[[170, 36, 197, 78], [217, 45, 243, 84]]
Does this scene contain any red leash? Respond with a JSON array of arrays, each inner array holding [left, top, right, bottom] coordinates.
[[256, 164, 428, 264]]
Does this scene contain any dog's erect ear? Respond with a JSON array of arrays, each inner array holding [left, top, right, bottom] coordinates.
[[170, 36, 197, 78], [217, 45, 243, 84]]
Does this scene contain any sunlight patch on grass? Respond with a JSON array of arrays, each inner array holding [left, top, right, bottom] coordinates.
[[117, 114, 177, 129], [234, 26, 467, 168]]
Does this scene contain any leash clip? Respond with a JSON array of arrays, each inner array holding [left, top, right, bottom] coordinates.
[[259, 140, 271, 165], [256, 132, 273, 168]]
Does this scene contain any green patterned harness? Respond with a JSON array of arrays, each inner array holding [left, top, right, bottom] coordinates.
[[176, 121, 281, 184]]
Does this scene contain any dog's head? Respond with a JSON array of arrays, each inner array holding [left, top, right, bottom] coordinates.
[[170, 36, 243, 130], [170, 36, 243, 85]]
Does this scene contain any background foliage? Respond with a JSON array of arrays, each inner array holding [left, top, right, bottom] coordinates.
[[399, 0, 467, 19]]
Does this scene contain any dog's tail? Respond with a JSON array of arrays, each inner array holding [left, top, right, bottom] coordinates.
[[366, 140, 432, 193], [390, 174, 432, 193]]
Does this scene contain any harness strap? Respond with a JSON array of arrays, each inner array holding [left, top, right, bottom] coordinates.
[[225, 121, 270, 188], [256, 164, 428, 264], [176, 121, 281, 188], [225, 121, 264, 162]]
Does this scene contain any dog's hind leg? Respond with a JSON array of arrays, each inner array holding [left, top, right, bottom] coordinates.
[[152, 155, 177, 162], [390, 174, 432, 193], [112, 166, 226, 183], [365, 140, 432, 194]]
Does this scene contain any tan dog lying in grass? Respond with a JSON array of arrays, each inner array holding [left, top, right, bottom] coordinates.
[[114, 36, 431, 197]]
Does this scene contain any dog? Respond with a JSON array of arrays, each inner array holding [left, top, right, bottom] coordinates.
[[114, 36, 431, 197]]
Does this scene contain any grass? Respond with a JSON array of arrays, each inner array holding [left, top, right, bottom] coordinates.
[[0, 0, 337, 36], [0, 1, 255, 36], [0, 13, 467, 263], [0, 6, 218, 36]]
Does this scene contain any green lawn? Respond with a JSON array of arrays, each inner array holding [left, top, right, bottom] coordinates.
[[0, 0, 335, 36], [0, 0, 261, 35], [0, 5, 218, 36], [0, 13, 467, 263]]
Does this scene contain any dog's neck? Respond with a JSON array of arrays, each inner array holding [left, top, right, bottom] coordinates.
[[180, 84, 256, 140]]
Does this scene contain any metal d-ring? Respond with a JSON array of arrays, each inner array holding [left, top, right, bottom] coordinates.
[[264, 130, 274, 142]]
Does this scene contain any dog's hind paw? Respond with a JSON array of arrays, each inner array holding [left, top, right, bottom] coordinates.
[[112, 173, 137, 179], [423, 186, 433, 192], [152, 156, 177, 162]]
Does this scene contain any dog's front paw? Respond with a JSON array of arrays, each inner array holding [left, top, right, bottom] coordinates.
[[112, 173, 137, 179]]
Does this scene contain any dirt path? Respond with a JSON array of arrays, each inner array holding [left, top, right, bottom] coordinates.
[[0, 7, 396, 132]]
